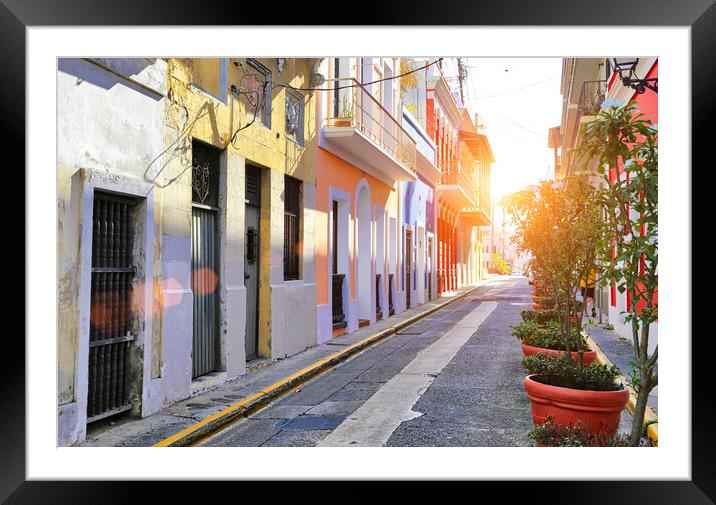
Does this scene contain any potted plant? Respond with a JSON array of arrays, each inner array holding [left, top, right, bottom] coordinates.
[[578, 103, 659, 447], [502, 176, 606, 365], [521, 308, 558, 325], [512, 321, 597, 366], [522, 353, 628, 437], [329, 93, 354, 127], [503, 175, 628, 436]]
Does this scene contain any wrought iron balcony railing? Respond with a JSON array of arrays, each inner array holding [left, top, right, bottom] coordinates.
[[441, 162, 477, 202], [570, 80, 608, 149], [323, 77, 417, 174]]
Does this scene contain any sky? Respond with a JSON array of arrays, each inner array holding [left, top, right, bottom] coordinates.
[[442, 58, 563, 203]]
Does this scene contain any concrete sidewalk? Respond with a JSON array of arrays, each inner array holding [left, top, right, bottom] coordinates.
[[585, 322, 658, 415], [81, 283, 486, 447]]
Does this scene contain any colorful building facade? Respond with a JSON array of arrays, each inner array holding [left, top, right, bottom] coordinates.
[[557, 57, 658, 351], [57, 57, 319, 445], [57, 57, 495, 445]]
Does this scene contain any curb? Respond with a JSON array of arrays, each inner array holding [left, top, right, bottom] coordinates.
[[584, 334, 658, 446], [153, 285, 480, 447]]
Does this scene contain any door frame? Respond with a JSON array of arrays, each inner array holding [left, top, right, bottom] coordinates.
[[328, 187, 352, 333], [191, 202, 221, 378], [405, 225, 413, 310], [68, 169, 155, 445]]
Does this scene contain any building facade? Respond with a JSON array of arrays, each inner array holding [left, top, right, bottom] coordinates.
[[426, 62, 493, 293], [315, 57, 415, 342], [57, 56, 495, 445], [57, 57, 319, 445], [556, 57, 658, 349]]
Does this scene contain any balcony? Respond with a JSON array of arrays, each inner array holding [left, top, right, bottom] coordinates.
[[437, 162, 476, 211], [566, 79, 607, 150], [322, 77, 417, 186], [460, 207, 491, 227]]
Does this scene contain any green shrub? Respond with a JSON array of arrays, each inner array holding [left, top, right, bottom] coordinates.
[[512, 321, 587, 351], [491, 253, 512, 275], [511, 321, 542, 342], [522, 353, 623, 392], [521, 309, 558, 324], [529, 417, 654, 447]]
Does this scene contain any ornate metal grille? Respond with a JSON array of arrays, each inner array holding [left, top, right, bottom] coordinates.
[[245, 58, 272, 128], [191, 141, 220, 207], [285, 90, 304, 146], [283, 175, 301, 280], [87, 192, 136, 423]]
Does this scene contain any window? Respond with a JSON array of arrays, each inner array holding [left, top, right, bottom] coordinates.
[[285, 90, 304, 147], [192, 58, 227, 102], [283, 175, 302, 280], [245, 58, 272, 128]]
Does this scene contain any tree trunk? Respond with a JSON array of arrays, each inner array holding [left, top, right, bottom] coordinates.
[[629, 371, 652, 446]]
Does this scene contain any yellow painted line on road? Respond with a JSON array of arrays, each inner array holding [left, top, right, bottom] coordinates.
[[585, 334, 658, 445], [153, 284, 484, 447]]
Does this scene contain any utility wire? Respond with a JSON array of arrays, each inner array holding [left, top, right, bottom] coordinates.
[[270, 58, 444, 92], [467, 75, 559, 100]]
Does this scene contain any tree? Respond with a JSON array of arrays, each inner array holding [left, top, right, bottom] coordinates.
[[502, 176, 606, 362], [578, 103, 658, 447]]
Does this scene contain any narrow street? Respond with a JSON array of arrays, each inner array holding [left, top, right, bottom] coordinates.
[[200, 276, 533, 447]]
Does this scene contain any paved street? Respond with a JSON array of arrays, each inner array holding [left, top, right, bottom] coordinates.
[[200, 276, 534, 447]]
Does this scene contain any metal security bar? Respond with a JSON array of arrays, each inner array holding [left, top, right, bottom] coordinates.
[[191, 206, 219, 378], [324, 77, 417, 174], [332, 274, 346, 328], [87, 193, 136, 423], [375, 274, 382, 320], [284, 175, 301, 280], [388, 273, 395, 316]]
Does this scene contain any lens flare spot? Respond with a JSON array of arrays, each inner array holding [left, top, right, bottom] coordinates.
[[191, 267, 219, 295]]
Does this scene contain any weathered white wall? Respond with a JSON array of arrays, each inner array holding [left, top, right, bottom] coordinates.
[[57, 58, 167, 446], [271, 181, 318, 359]]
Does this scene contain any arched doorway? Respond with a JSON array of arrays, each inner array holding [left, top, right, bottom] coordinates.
[[356, 184, 372, 324]]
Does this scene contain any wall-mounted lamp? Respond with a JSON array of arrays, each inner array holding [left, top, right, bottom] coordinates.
[[612, 58, 658, 94]]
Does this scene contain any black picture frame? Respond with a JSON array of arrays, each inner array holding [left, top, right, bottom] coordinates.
[[4, 0, 713, 501]]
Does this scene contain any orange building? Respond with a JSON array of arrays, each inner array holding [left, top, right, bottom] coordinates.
[[314, 57, 494, 343], [314, 58, 418, 343]]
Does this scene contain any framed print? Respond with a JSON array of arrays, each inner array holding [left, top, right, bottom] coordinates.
[[4, 0, 715, 501]]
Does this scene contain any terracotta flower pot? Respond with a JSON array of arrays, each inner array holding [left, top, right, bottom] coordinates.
[[521, 344, 597, 366], [523, 374, 629, 436]]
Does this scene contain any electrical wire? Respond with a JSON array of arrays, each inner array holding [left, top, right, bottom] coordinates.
[[229, 57, 443, 142], [270, 57, 444, 93], [469, 75, 560, 100]]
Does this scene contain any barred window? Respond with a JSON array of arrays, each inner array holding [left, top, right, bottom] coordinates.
[[285, 90, 304, 147], [245, 58, 272, 128], [284, 175, 302, 280]]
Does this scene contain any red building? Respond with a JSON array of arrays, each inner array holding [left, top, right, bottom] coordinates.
[[426, 62, 493, 293], [557, 57, 658, 351]]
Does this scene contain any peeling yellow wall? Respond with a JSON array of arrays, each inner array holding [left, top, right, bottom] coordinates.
[[165, 58, 316, 184], [165, 58, 317, 360]]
